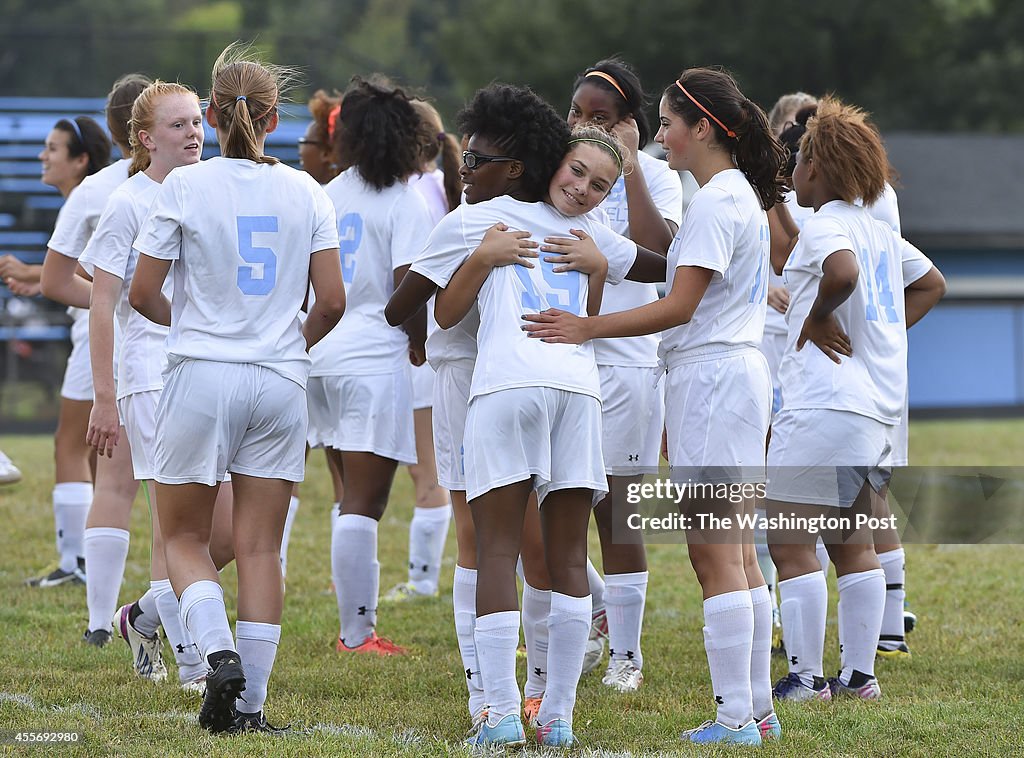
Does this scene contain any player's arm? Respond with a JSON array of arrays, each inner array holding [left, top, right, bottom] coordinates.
[[386, 270, 435, 327], [40, 249, 91, 308], [768, 202, 800, 275], [624, 245, 667, 283], [522, 265, 714, 344], [128, 254, 173, 326], [796, 249, 858, 363], [610, 118, 677, 253], [395, 264, 428, 365], [303, 248, 346, 350], [0, 255, 42, 285], [433, 223, 538, 330], [86, 269, 123, 457], [904, 265, 946, 329]]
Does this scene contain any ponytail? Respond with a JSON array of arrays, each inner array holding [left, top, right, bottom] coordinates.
[[210, 42, 298, 165], [664, 68, 787, 210], [411, 98, 463, 211], [438, 132, 462, 211]]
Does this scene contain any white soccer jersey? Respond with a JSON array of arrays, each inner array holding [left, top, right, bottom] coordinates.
[[80, 171, 169, 399], [48, 159, 131, 259], [134, 157, 338, 389], [309, 168, 432, 377], [780, 200, 927, 424], [594, 149, 683, 367], [409, 168, 450, 226], [659, 169, 770, 364], [419, 195, 637, 401], [859, 182, 901, 234]]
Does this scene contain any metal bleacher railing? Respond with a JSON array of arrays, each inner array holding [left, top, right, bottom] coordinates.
[[1, 97, 309, 429]]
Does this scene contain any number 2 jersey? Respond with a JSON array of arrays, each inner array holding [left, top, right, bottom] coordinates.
[[133, 157, 339, 389], [419, 195, 639, 402], [780, 199, 932, 424]]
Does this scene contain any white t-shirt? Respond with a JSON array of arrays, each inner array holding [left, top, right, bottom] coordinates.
[[780, 200, 930, 424], [418, 195, 637, 400], [309, 169, 433, 376], [659, 169, 769, 364], [594, 150, 683, 367], [859, 182, 901, 234], [47, 158, 131, 322], [134, 157, 338, 389], [409, 169, 450, 226], [80, 171, 169, 399]]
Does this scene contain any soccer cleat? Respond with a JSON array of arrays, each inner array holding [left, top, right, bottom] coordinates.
[[231, 710, 289, 735], [681, 719, 762, 746], [904, 601, 917, 634], [25, 563, 85, 588], [112, 603, 168, 683], [523, 696, 542, 728], [756, 712, 782, 740], [464, 707, 489, 741], [182, 677, 207, 697], [536, 718, 576, 747], [877, 642, 911, 660], [83, 628, 112, 647], [602, 659, 644, 692], [382, 581, 438, 603], [581, 609, 609, 674], [198, 655, 246, 733], [0, 450, 21, 484], [335, 631, 408, 656], [464, 713, 526, 748], [772, 672, 832, 702], [828, 674, 882, 700]]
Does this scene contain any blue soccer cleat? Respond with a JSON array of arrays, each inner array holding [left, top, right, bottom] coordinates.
[[756, 712, 782, 740], [536, 718, 576, 747], [681, 719, 762, 745], [464, 713, 526, 748]]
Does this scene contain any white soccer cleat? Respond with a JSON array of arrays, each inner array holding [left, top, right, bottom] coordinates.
[[0, 450, 21, 485], [112, 604, 168, 683], [602, 659, 644, 692]]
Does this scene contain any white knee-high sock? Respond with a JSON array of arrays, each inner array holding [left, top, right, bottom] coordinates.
[[408, 505, 451, 594], [778, 571, 827, 686], [815, 539, 830, 575], [878, 549, 906, 651], [132, 585, 161, 637], [54, 482, 91, 572], [475, 610, 521, 726], [537, 593, 591, 728], [179, 579, 235, 665], [749, 585, 773, 721], [453, 565, 485, 718], [586, 559, 605, 615], [837, 568, 886, 683], [235, 621, 281, 715], [703, 590, 754, 729], [333, 513, 379, 648], [605, 571, 648, 668], [522, 581, 551, 699], [279, 496, 299, 578], [153, 578, 204, 682], [84, 527, 129, 632]]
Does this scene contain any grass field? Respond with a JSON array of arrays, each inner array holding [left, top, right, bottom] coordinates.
[[1, 420, 1023, 756]]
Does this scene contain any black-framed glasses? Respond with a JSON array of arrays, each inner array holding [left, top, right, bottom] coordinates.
[[298, 138, 323, 146], [462, 150, 515, 169]]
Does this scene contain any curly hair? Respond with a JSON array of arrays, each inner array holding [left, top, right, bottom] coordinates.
[[456, 83, 570, 202], [335, 76, 422, 191], [799, 96, 892, 206]]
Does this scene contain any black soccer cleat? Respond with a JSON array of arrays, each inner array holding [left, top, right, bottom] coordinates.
[[231, 710, 290, 735], [198, 655, 246, 734], [83, 628, 112, 647]]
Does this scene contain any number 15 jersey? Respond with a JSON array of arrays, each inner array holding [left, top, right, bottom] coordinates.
[[422, 195, 638, 402], [134, 157, 339, 389]]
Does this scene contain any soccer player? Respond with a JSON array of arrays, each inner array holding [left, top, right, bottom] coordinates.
[[523, 67, 789, 746], [129, 43, 344, 733], [564, 57, 684, 690], [307, 76, 431, 656], [764, 97, 943, 704]]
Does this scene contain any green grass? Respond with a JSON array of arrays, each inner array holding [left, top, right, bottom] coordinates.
[[1, 420, 1023, 756]]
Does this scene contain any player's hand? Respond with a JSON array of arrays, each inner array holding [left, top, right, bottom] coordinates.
[[540, 229, 608, 275], [474, 223, 538, 268], [521, 308, 591, 344], [86, 401, 121, 458], [0, 254, 31, 282], [409, 344, 426, 367], [610, 116, 640, 162], [5, 278, 42, 297], [797, 312, 852, 364], [767, 285, 790, 314]]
